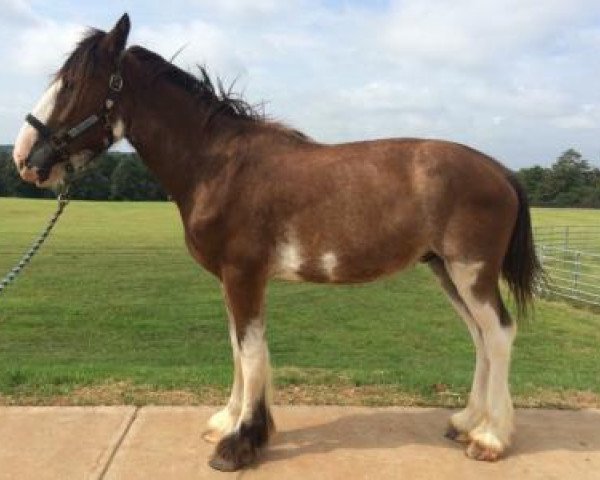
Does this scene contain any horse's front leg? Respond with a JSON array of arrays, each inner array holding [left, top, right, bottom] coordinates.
[[203, 293, 244, 444], [209, 266, 274, 472]]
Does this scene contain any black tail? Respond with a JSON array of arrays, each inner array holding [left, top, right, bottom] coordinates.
[[502, 174, 543, 320]]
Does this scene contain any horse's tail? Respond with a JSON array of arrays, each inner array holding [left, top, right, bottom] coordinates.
[[502, 174, 543, 320]]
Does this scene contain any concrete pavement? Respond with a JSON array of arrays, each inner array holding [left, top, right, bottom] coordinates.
[[0, 406, 598, 479]]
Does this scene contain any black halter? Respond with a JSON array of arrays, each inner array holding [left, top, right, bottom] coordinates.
[[24, 70, 124, 176]]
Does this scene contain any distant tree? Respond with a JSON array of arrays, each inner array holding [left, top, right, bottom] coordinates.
[[95, 152, 123, 179], [68, 168, 111, 200], [516, 165, 545, 205], [516, 149, 600, 208], [110, 157, 166, 201], [0, 149, 166, 201], [0, 152, 12, 196], [0, 151, 52, 199], [540, 149, 593, 206]]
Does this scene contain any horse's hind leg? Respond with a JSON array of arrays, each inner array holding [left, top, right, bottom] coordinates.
[[428, 256, 489, 443], [209, 266, 274, 471], [447, 260, 516, 461], [203, 293, 243, 444]]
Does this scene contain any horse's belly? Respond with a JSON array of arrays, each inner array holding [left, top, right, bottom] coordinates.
[[269, 233, 422, 284]]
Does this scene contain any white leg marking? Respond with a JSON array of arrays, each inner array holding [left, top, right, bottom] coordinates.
[[449, 261, 485, 291], [446, 295, 489, 437], [434, 260, 488, 437], [13, 79, 62, 167], [321, 251, 338, 279], [237, 319, 271, 428], [450, 261, 515, 452], [468, 306, 515, 450], [205, 301, 243, 442]]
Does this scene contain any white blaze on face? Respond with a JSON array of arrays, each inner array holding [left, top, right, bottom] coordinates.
[[13, 79, 63, 169]]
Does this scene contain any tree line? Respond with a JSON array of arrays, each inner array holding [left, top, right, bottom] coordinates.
[[516, 149, 600, 208], [0, 147, 166, 201], [1, 146, 599, 207]]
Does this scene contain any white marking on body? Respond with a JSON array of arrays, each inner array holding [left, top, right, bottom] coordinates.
[[111, 117, 126, 142], [321, 251, 338, 279], [272, 232, 304, 281], [237, 319, 271, 427], [13, 79, 62, 168]]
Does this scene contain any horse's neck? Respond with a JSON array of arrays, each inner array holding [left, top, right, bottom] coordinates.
[[120, 57, 311, 212], [122, 81, 243, 205]]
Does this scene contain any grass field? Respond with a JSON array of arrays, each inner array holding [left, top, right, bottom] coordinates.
[[1, 198, 599, 407]]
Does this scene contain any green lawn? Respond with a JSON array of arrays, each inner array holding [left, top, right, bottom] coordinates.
[[531, 208, 600, 226], [0, 198, 599, 406]]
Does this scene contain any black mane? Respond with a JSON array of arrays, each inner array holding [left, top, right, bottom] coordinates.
[[129, 46, 264, 124], [56, 29, 264, 125], [55, 30, 313, 140]]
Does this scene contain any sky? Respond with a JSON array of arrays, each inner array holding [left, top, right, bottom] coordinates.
[[1, 0, 600, 168]]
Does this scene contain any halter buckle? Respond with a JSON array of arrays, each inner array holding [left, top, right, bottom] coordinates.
[[109, 73, 123, 92]]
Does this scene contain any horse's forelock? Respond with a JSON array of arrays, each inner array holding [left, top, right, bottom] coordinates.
[[55, 29, 105, 83], [52, 28, 106, 108]]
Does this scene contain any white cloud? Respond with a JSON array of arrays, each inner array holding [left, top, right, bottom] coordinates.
[[0, 0, 40, 26], [382, 0, 591, 67], [8, 19, 85, 75], [183, 0, 307, 19], [338, 81, 440, 114], [552, 104, 600, 130], [133, 20, 245, 79], [2, 1, 600, 167]]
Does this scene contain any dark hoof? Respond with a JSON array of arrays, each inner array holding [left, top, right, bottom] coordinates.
[[445, 425, 469, 444], [209, 432, 257, 472], [445, 424, 460, 440]]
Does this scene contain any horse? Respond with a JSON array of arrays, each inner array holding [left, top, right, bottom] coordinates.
[[13, 14, 541, 471]]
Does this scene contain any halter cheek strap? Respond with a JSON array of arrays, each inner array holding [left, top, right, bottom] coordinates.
[[25, 114, 53, 139], [24, 65, 124, 167]]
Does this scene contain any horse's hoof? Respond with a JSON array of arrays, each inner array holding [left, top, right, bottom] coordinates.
[[201, 429, 222, 444], [208, 454, 239, 472], [209, 432, 256, 472], [465, 440, 502, 462]]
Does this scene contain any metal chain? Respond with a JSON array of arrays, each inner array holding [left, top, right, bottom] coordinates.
[[0, 189, 70, 296]]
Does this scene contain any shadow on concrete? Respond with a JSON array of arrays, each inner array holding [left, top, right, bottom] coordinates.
[[262, 408, 600, 465]]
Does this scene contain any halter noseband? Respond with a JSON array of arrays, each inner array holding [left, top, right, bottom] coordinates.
[[24, 69, 124, 175]]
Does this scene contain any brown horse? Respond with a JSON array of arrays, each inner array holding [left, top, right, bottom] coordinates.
[[13, 14, 540, 471]]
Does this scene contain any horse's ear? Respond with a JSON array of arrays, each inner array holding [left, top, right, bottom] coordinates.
[[103, 13, 131, 58]]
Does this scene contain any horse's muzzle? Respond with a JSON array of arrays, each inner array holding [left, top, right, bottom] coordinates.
[[18, 166, 39, 183], [25, 140, 61, 182]]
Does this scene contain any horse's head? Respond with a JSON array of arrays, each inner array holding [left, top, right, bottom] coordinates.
[[13, 14, 131, 188]]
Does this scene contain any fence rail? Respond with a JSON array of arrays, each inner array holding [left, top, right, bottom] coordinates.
[[534, 225, 600, 251], [535, 226, 600, 308]]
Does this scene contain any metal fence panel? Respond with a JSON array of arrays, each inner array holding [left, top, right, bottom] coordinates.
[[535, 226, 600, 308]]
